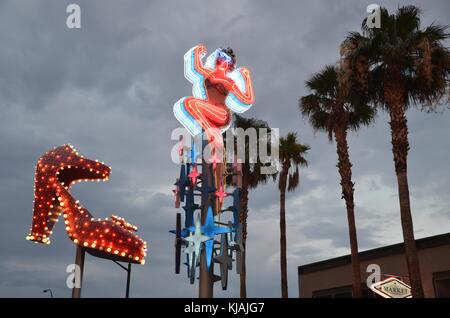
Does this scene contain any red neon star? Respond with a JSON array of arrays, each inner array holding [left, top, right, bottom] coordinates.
[[188, 165, 200, 186], [215, 185, 228, 205]]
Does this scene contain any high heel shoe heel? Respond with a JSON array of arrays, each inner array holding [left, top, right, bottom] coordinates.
[[26, 144, 147, 264]]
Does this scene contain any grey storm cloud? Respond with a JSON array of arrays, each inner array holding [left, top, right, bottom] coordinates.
[[0, 0, 449, 297]]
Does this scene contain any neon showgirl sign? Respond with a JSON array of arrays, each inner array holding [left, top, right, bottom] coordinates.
[[173, 44, 254, 148]]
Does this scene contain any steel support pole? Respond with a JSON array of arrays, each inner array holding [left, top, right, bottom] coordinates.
[[199, 157, 214, 298], [71, 245, 85, 298], [125, 263, 131, 298]]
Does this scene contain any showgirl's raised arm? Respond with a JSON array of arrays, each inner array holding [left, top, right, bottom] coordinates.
[[225, 67, 255, 113]]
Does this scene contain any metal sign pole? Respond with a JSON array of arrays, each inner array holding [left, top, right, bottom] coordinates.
[[71, 245, 85, 298], [199, 151, 214, 298], [125, 263, 131, 298]]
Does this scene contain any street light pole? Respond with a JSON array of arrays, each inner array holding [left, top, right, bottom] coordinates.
[[43, 289, 53, 298], [113, 260, 132, 298]]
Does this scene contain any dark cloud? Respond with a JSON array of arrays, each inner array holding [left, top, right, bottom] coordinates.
[[0, 0, 449, 297]]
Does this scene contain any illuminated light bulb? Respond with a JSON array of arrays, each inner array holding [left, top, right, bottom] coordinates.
[[106, 247, 111, 252], [114, 250, 119, 255], [83, 242, 88, 247], [121, 252, 126, 257], [140, 260, 145, 265]]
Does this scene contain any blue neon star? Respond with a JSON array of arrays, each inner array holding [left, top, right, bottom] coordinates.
[[185, 217, 210, 266], [188, 206, 232, 268]]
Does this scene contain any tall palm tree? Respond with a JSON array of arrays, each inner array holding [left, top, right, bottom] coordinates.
[[300, 65, 375, 298], [278, 132, 309, 298], [229, 115, 276, 298], [342, 6, 450, 297]]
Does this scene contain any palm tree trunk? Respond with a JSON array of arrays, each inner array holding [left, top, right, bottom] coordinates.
[[239, 168, 249, 298], [385, 71, 424, 297], [334, 127, 362, 298], [279, 165, 289, 298]]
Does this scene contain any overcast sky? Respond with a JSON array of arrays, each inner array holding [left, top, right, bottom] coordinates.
[[0, 0, 449, 298]]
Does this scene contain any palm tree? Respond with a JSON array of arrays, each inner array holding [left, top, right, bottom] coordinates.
[[229, 115, 276, 298], [278, 132, 309, 298], [342, 6, 450, 297], [300, 65, 375, 298]]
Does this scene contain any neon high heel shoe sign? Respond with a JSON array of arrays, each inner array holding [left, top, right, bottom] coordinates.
[[26, 144, 147, 264]]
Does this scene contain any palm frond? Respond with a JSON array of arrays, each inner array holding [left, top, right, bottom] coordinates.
[[278, 132, 309, 192]]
